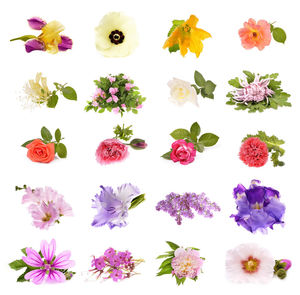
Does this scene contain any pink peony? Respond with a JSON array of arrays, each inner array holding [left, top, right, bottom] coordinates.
[[96, 139, 129, 165], [239, 18, 272, 51], [170, 139, 196, 165], [171, 248, 204, 279]]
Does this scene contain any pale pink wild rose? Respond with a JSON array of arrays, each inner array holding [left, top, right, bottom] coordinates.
[[171, 248, 204, 279], [22, 239, 75, 284], [125, 83, 134, 91], [108, 75, 116, 83]]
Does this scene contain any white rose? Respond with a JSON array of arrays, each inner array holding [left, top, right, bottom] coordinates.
[[167, 78, 198, 106]]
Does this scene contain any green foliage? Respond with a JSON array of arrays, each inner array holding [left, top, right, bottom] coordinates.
[[113, 124, 133, 141], [61, 86, 77, 100], [162, 122, 219, 159], [47, 94, 59, 108], [226, 71, 291, 113], [242, 131, 285, 167], [167, 20, 184, 36], [272, 27, 287, 44], [56, 143, 67, 158], [193, 71, 216, 99], [41, 127, 53, 142], [129, 194, 146, 210], [9, 259, 27, 271], [86, 74, 146, 116], [168, 44, 180, 53], [10, 35, 37, 42], [166, 241, 180, 250]]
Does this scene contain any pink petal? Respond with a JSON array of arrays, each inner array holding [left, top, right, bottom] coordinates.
[[52, 250, 75, 269], [46, 270, 66, 283], [23, 248, 44, 267], [41, 239, 56, 262], [25, 269, 46, 284]]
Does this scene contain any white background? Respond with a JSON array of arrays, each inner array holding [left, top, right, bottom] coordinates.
[[0, 0, 299, 294]]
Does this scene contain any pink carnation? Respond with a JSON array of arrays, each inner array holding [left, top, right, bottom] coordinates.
[[95, 139, 129, 165], [171, 248, 204, 279], [170, 139, 196, 165]]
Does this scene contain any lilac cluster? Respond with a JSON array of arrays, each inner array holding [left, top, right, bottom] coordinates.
[[90, 248, 143, 282], [156, 192, 221, 225]]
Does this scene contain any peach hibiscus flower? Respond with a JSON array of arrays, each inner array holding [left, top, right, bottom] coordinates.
[[239, 18, 271, 50]]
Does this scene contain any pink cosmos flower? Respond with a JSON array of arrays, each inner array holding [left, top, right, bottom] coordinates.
[[170, 139, 196, 165], [233, 74, 274, 103], [125, 83, 134, 91], [171, 248, 204, 279], [29, 202, 59, 230], [95, 138, 129, 165], [22, 239, 75, 284], [239, 18, 272, 50], [107, 75, 116, 83]]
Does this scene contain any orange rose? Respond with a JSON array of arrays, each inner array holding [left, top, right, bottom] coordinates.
[[26, 139, 55, 163]]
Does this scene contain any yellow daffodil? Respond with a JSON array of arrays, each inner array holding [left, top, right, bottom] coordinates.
[[163, 15, 211, 57]]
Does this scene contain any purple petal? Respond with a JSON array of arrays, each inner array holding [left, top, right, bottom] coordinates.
[[58, 36, 73, 51], [46, 270, 66, 283], [40, 239, 56, 263], [52, 250, 75, 269], [22, 248, 44, 267], [246, 187, 266, 205], [25, 39, 45, 53], [25, 269, 46, 284], [27, 17, 46, 30]]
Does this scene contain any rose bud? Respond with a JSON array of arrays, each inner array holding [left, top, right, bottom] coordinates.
[[129, 138, 147, 150], [276, 268, 287, 280], [280, 259, 292, 270]]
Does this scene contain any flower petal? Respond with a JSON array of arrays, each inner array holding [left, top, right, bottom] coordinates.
[[25, 269, 46, 284], [27, 17, 47, 30], [46, 270, 66, 283], [25, 39, 45, 53], [58, 35, 73, 51], [52, 250, 75, 269], [22, 248, 44, 267], [40, 239, 56, 262]]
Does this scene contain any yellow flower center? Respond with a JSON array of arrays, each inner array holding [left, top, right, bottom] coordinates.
[[42, 213, 52, 222], [242, 256, 260, 273], [183, 24, 191, 33]]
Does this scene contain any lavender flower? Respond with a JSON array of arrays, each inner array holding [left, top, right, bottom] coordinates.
[[232, 74, 274, 103], [156, 192, 220, 225], [230, 180, 285, 233], [91, 184, 141, 229]]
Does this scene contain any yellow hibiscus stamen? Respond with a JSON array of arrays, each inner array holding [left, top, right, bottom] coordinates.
[[38, 21, 64, 54], [163, 15, 211, 58]]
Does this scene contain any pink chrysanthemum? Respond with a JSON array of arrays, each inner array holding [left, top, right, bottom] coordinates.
[[171, 248, 204, 279], [239, 137, 269, 167], [233, 75, 274, 103]]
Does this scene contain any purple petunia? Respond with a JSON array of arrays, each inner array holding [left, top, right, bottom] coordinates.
[[230, 179, 285, 233], [91, 184, 140, 229]]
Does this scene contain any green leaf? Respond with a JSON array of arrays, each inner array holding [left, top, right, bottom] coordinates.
[[9, 259, 27, 271], [21, 248, 27, 255], [41, 127, 52, 142], [272, 27, 287, 44], [190, 122, 201, 141], [243, 71, 255, 83], [54, 129, 61, 143], [156, 265, 173, 276], [204, 80, 216, 95], [129, 194, 145, 210], [166, 241, 179, 250], [228, 77, 242, 88], [176, 276, 186, 285], [161, 151, 171, 160], [10, 35, 37, 42], [170, 129, 190, 140], [191, 84, 200, 95], [195, 142, 204, 152], [194, 71, 205, 87], [21, 139, 34, 148], [56, 143, 67, 158], [47, 94, 58, 108], [168, 44, 179, 53], [159, 257, 173, 269], [198, 133, 219, 147], [17, 268, 31, 282], [61, 86, 77, 100], [132, 109, 138, 114]]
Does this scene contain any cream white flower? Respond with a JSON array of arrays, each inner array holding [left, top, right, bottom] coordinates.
[[226, 243, 274, 284], [21, 72, 51, 108], [167, 78, 198, 106], [95, 12, 138, 57]]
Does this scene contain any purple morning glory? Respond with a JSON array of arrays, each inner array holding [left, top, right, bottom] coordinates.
[[91, 184, 140, 229], [231, 179, 285, 233]]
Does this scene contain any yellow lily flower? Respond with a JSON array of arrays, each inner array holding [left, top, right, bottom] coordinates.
[[163, 15, 211, 57], [38, 21, 64, 54]]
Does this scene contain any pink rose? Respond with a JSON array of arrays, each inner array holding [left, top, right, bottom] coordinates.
[[170, 139, 196, 165], [95, 139, 129, 165]]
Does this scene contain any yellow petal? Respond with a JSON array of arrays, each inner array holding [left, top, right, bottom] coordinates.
[[186, 15, 199, 28]]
